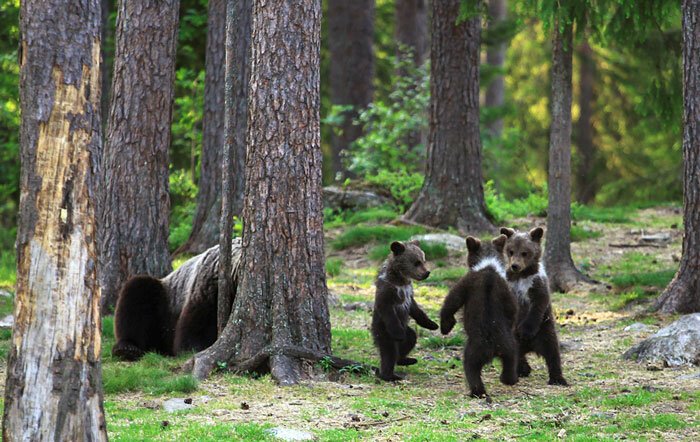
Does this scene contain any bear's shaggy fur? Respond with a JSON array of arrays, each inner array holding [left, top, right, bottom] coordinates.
[[111, 239, 242, 361], [440, 235, 519, 397], [500, 227, 568, 386], [372, 240, 439, 381]]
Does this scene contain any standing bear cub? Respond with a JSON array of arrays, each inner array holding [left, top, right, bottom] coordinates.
[[440, 235, 519, 397], [500, 227, 568, 386], [372, 240, 439, 381]]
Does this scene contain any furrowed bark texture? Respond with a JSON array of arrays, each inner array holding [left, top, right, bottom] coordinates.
[[218, 0, 252, 333], [656, 0, 700, 314], [544, 21, 591, 292], [404, 0, 494, 234], [328, 0, 375, 180], [191, 0, 331, 383], [3, 1, 107, 439], [178, 0, 236, 255], [574, 41, 598, 204], [99, 0, 179, 312], [485, 0, 507, 138], [395, 0, 428, 66]]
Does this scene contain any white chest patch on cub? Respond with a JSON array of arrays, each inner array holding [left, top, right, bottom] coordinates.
[[509, 266, 547, 305], [396, 284, 413, 312], [471, 256, 507, 280]]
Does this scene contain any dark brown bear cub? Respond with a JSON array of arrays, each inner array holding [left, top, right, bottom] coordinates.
[[372, 240, 439, 381], [440, 235, 519, 398], [500, 227, 568, 386]]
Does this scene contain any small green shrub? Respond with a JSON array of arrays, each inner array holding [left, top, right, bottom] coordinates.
[[345, 207, 398, 225], [364, 171, 424, 209], [331, 225, 425, 250], [571, 225, 602, 242], [0, 249, 15, 288], [168, 169, 197, 252], [485, 181, 548, 224], [326, 257, 343, 277]]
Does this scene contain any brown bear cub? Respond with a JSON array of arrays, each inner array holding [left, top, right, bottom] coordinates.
[[440, 235, 519, 398], [500, 227, 568, 386], [372, 240, 439, 381]]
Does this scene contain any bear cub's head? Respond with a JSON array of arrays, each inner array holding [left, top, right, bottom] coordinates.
[[499, 227, 544, 274], [466, 235, 507, 270], [388, 240, 430, 281]]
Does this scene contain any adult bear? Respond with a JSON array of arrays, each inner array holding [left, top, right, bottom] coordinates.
[[111, 239, 242, 361]]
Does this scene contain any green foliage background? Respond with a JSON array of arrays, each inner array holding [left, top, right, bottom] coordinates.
[[0, 0, 685, 251]]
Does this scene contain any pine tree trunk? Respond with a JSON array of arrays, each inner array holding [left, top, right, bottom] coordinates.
[[485, 0, 507, 138], [395, 0, 428, 66], [99, 0, 179, 313], [404, 0, 494, 234], [544, 20, 592, 292], [100, 0, 113, 131], [190, 0, 331, 383], [574, 40, 598, 204], [3, 1, 107, 439], [656, 0, 700, 314], [328, 0, 375, 180], [218, 0, 252, 333], [177, 0, 235, 255]]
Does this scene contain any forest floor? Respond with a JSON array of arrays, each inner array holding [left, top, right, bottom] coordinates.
[[0, 206, 699, 440]]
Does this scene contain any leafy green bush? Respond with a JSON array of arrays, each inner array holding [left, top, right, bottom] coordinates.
[[369, 242, 448, 262], [331, 225, 425, 250], [345, 207, 399, 225], [365, 171, 424, 209], [485, 181, 548, 224], [325, 257, 343, 277], [168, 170, 197, 252]]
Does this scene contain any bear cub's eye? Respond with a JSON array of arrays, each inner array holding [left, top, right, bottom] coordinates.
[[414, 261, 422, 267], [508, 250, 514, 256], [521, 252, 528, 258]]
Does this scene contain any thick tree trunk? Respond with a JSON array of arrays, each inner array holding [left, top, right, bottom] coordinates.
[[189, 0, 331, 384], [544, 20, 592, 292], [328, 0, 375, 180], [656, 0, 700, 314], [395, 0, 428, 66], [574, 40, 598, 204], [3, 1, 107, 439], [218, 0, 252, 333], [177, 0, 237, 255], [99, 0, 179, 313], [404, 0, 494, 234], [485, 0, 507, 138], [100, 0, 113, 131]]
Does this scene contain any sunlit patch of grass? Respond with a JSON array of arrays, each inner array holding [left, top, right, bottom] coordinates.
[[0, 250, 15, 289], [621, 413, 685, 431], [332, 225, 425, 250], [609, 270, 676, 289], [595, 251, 677, 295], [368, 242, 448, 262], [571, 205, 631, 224], [345, 207, 399, 225], [421, 335, 464, 349], [426, 267, 465, 284], [103, 353, 198, 395]]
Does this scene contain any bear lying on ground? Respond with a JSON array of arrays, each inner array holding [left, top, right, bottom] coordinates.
[[440, 235, 519, 397], [500, 227, 568, 386], [372, 240, 439, 381], [111, 239, 242, 361]]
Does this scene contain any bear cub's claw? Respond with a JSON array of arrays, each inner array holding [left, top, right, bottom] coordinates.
[[548, 377, 569, 386]]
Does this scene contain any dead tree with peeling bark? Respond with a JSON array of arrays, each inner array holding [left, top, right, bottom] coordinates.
[[188, 0, 368, 383], [3, 0, 107, 439]]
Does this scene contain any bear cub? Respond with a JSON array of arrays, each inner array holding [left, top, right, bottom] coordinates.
[[500, 227, 568, 386], [440, 235, 519, 398], [372, 240, 439, 381]]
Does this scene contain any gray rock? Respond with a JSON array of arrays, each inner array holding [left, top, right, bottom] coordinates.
[[640, 232, 672, 244], [410, 233, 466, 252], [323, 186, 392, 211], [623, 314, 700, 367], [266, 427, 315, 441], [0, 314, 13, 328], [559, 340, 583, 353], [623, 322, 653, 333], [163, 398, 194, 412], [0, 289, 11, 298], [342, 301, 373, 312]]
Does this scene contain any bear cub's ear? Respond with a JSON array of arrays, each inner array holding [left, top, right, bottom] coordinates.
[[466, 236, 481, 252], [491, 234, 507, 251], [529, 227, 544, 243], [390, 241, 406, 256], [500, 227, 515, 238]]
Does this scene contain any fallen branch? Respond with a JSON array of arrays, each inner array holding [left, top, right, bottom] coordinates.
[[609, 243, 665, 249], [346, 415, 411, 429]]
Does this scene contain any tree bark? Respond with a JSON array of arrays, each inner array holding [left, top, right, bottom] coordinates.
[[328, 0, 375, 180], [656, 0, 700, 314], [100, 0, 113, 131], [404, 0, 494, 234], [189, 0, 331, 384], [99, 0, 180, 313], [3, 1, 107, 439], [218, 0, 252, 333], [395, 0, 428, 66], [485, 0, 507, 138], [177, 0, 240, 255], [544, 20, 593, 292], [574, 40, 598, 204]]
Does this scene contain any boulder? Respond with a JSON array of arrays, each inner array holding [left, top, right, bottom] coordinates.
[[410, 233, 466, 252], [623, 314, 700, 367], [163, 398, 194, 412], [322, 186, 392, 211]]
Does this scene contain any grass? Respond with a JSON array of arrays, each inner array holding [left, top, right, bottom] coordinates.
[[570, 225, 602, 242], [331, 225, 425, 250], [368, 242, 449, 262], [595, 251, 677, 294], [571, 204, 632, 224], [0, 250, 15, 289], [102, 353, 198, 395], [326, 257, 344, 277]]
